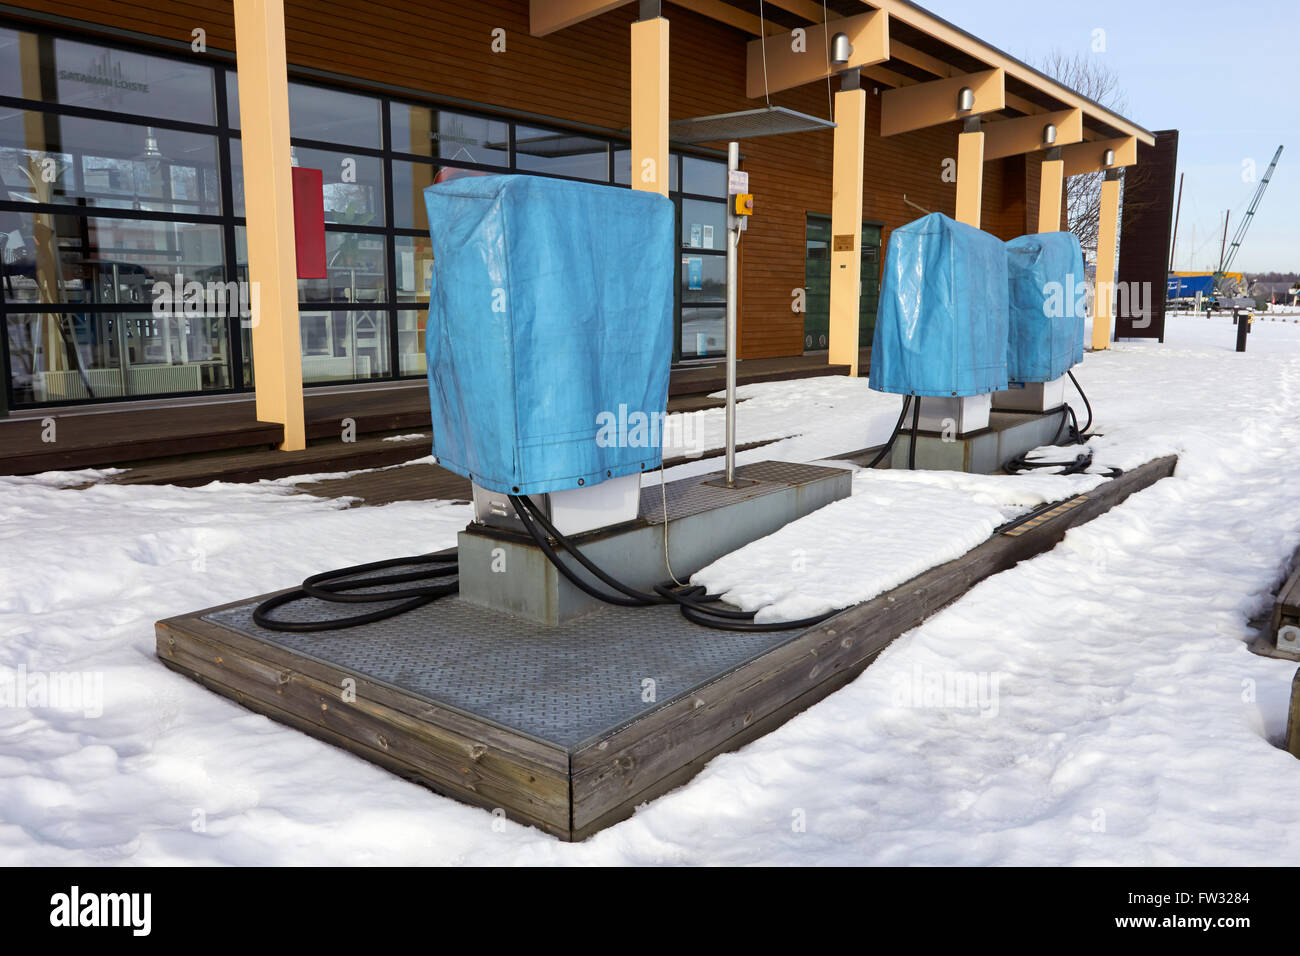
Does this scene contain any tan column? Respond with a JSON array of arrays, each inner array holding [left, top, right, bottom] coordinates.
[[630, 16, 669, 197], [955, 126, 985, 228], [1091, 170, 1122, 350], [233, 0, 305, 450], [829, 85, 866, 375], [1038, 155, 1064, 233]]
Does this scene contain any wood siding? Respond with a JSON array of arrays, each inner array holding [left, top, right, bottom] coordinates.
[[4, 0, 1037, 358]]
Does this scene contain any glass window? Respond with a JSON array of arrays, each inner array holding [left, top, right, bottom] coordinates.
[[391, 161, 491, 230], [6, 309, 234, 404], [294, 146, 384, 226], [614, 149, 678, 190], [515, 126, 608, 180], [2, 213, 224, 307], [0, 31, 216, 125], [682, 156, 726, 197], [394, 235, 433, 303], [681, 306, 724, 358], [681, 253, 726, 303], [297, 231, 387, 304], [228, 144, 384, 223], [391, 105, 508, 166], [220, 78, 382, 144], [0, 110, 222, 215], [396, 308, 427, 376], [289, 82, 381, 147], [299, 309, 390, 381], [681, 199, 726, 250]]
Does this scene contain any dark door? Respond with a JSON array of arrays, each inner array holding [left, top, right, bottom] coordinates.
[[803, 214, 881, 352]]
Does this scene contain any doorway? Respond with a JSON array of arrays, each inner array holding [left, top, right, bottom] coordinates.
[[803, 214, 881, 352]]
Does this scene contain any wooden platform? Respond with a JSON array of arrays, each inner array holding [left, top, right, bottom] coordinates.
[[1, 353, 849, 479], [156, 455, 1176, 840], [1269, 544, 1300, 658]]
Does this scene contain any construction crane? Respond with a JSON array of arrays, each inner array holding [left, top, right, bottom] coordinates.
[[1213, 145, 1283, 294]]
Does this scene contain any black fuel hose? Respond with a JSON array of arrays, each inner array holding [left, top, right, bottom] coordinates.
[[252, 553, 458, 631], [507, 493, 840, 633], [908, 395, 921, 470], [860, 395, 913, 470], [1005, 371, 1120, 477]]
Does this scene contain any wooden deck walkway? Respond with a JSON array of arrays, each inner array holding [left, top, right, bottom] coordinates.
[[0, 352, 858, 478]]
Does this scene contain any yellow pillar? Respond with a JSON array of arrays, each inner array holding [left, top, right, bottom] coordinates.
[[233, 0, 305, 450], [955, 126, 984, 228], [1037, 155, 1064, 233], [630, 16, 669, 197], [829, 85, 866, 376], [1092, 170, 1121, 350]]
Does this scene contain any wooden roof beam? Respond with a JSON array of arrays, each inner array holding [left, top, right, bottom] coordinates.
[[1061, 135, 1138, 176], [982, 107, 1082, 160], [746, 10, 889, 98], [530, 0, 634, 36], [880, 67, 1004, 136], [860, 0, 1154, 145]]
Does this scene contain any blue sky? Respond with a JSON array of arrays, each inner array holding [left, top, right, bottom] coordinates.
[[920, 0, 1298, 274]]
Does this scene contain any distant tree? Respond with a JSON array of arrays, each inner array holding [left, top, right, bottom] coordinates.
[[1036, 51, 1152, 259]]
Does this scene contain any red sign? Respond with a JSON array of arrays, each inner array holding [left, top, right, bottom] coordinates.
[[291, 167, 326, 279]]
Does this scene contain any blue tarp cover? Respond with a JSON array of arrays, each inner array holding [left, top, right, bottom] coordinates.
[[1004, 232, 1086, 383], [423, 175, 675, 495], [869, 213, 1008, 397]]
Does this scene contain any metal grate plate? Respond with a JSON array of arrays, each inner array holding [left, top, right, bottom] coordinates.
[[640, 460, 846, 525], [205, 590, 804, 751]]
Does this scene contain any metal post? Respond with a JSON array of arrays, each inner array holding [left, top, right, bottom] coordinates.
[[724, 140, 739, 486]]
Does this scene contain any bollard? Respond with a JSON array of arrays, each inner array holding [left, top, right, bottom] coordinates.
[[1288, 668, 1300, 759], [1235, 310, 1251, 352]]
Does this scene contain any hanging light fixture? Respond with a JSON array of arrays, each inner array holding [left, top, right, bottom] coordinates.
[[131, 126, 169, 208]]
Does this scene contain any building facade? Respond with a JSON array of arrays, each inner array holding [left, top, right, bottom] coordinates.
[[0, 0, 1145, 414]]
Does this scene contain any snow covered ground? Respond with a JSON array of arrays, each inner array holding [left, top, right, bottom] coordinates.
[[2, 312, 1299, 864]]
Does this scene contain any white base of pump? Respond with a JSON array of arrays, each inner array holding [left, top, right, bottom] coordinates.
[[916, 393, 992, 435], [991, 375, 1068, 413], [472, 473, 642, 537]]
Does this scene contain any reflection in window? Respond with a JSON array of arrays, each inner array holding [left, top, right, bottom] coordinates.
[[682, 156, 726, 197], [0, 110, 221, 215], [681, 198, 726, 250], [297, 231, 387, 304], [396, 308, 426, 376], [394, 236, 433, 303], [681, 306, 724, 358], [516, 126, 608, 180], [681, 253, 726, 303], [5, 310, 234, 403], [1, 213, 225, 307], [293, 146, 384, 226], [229, 144, 383, 223], [0, 30, 216, 124], [289, 82, 381, 147], [391, 105, 509, 166], [299, 309, 390, 381], [392, 161, 489, 230]]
